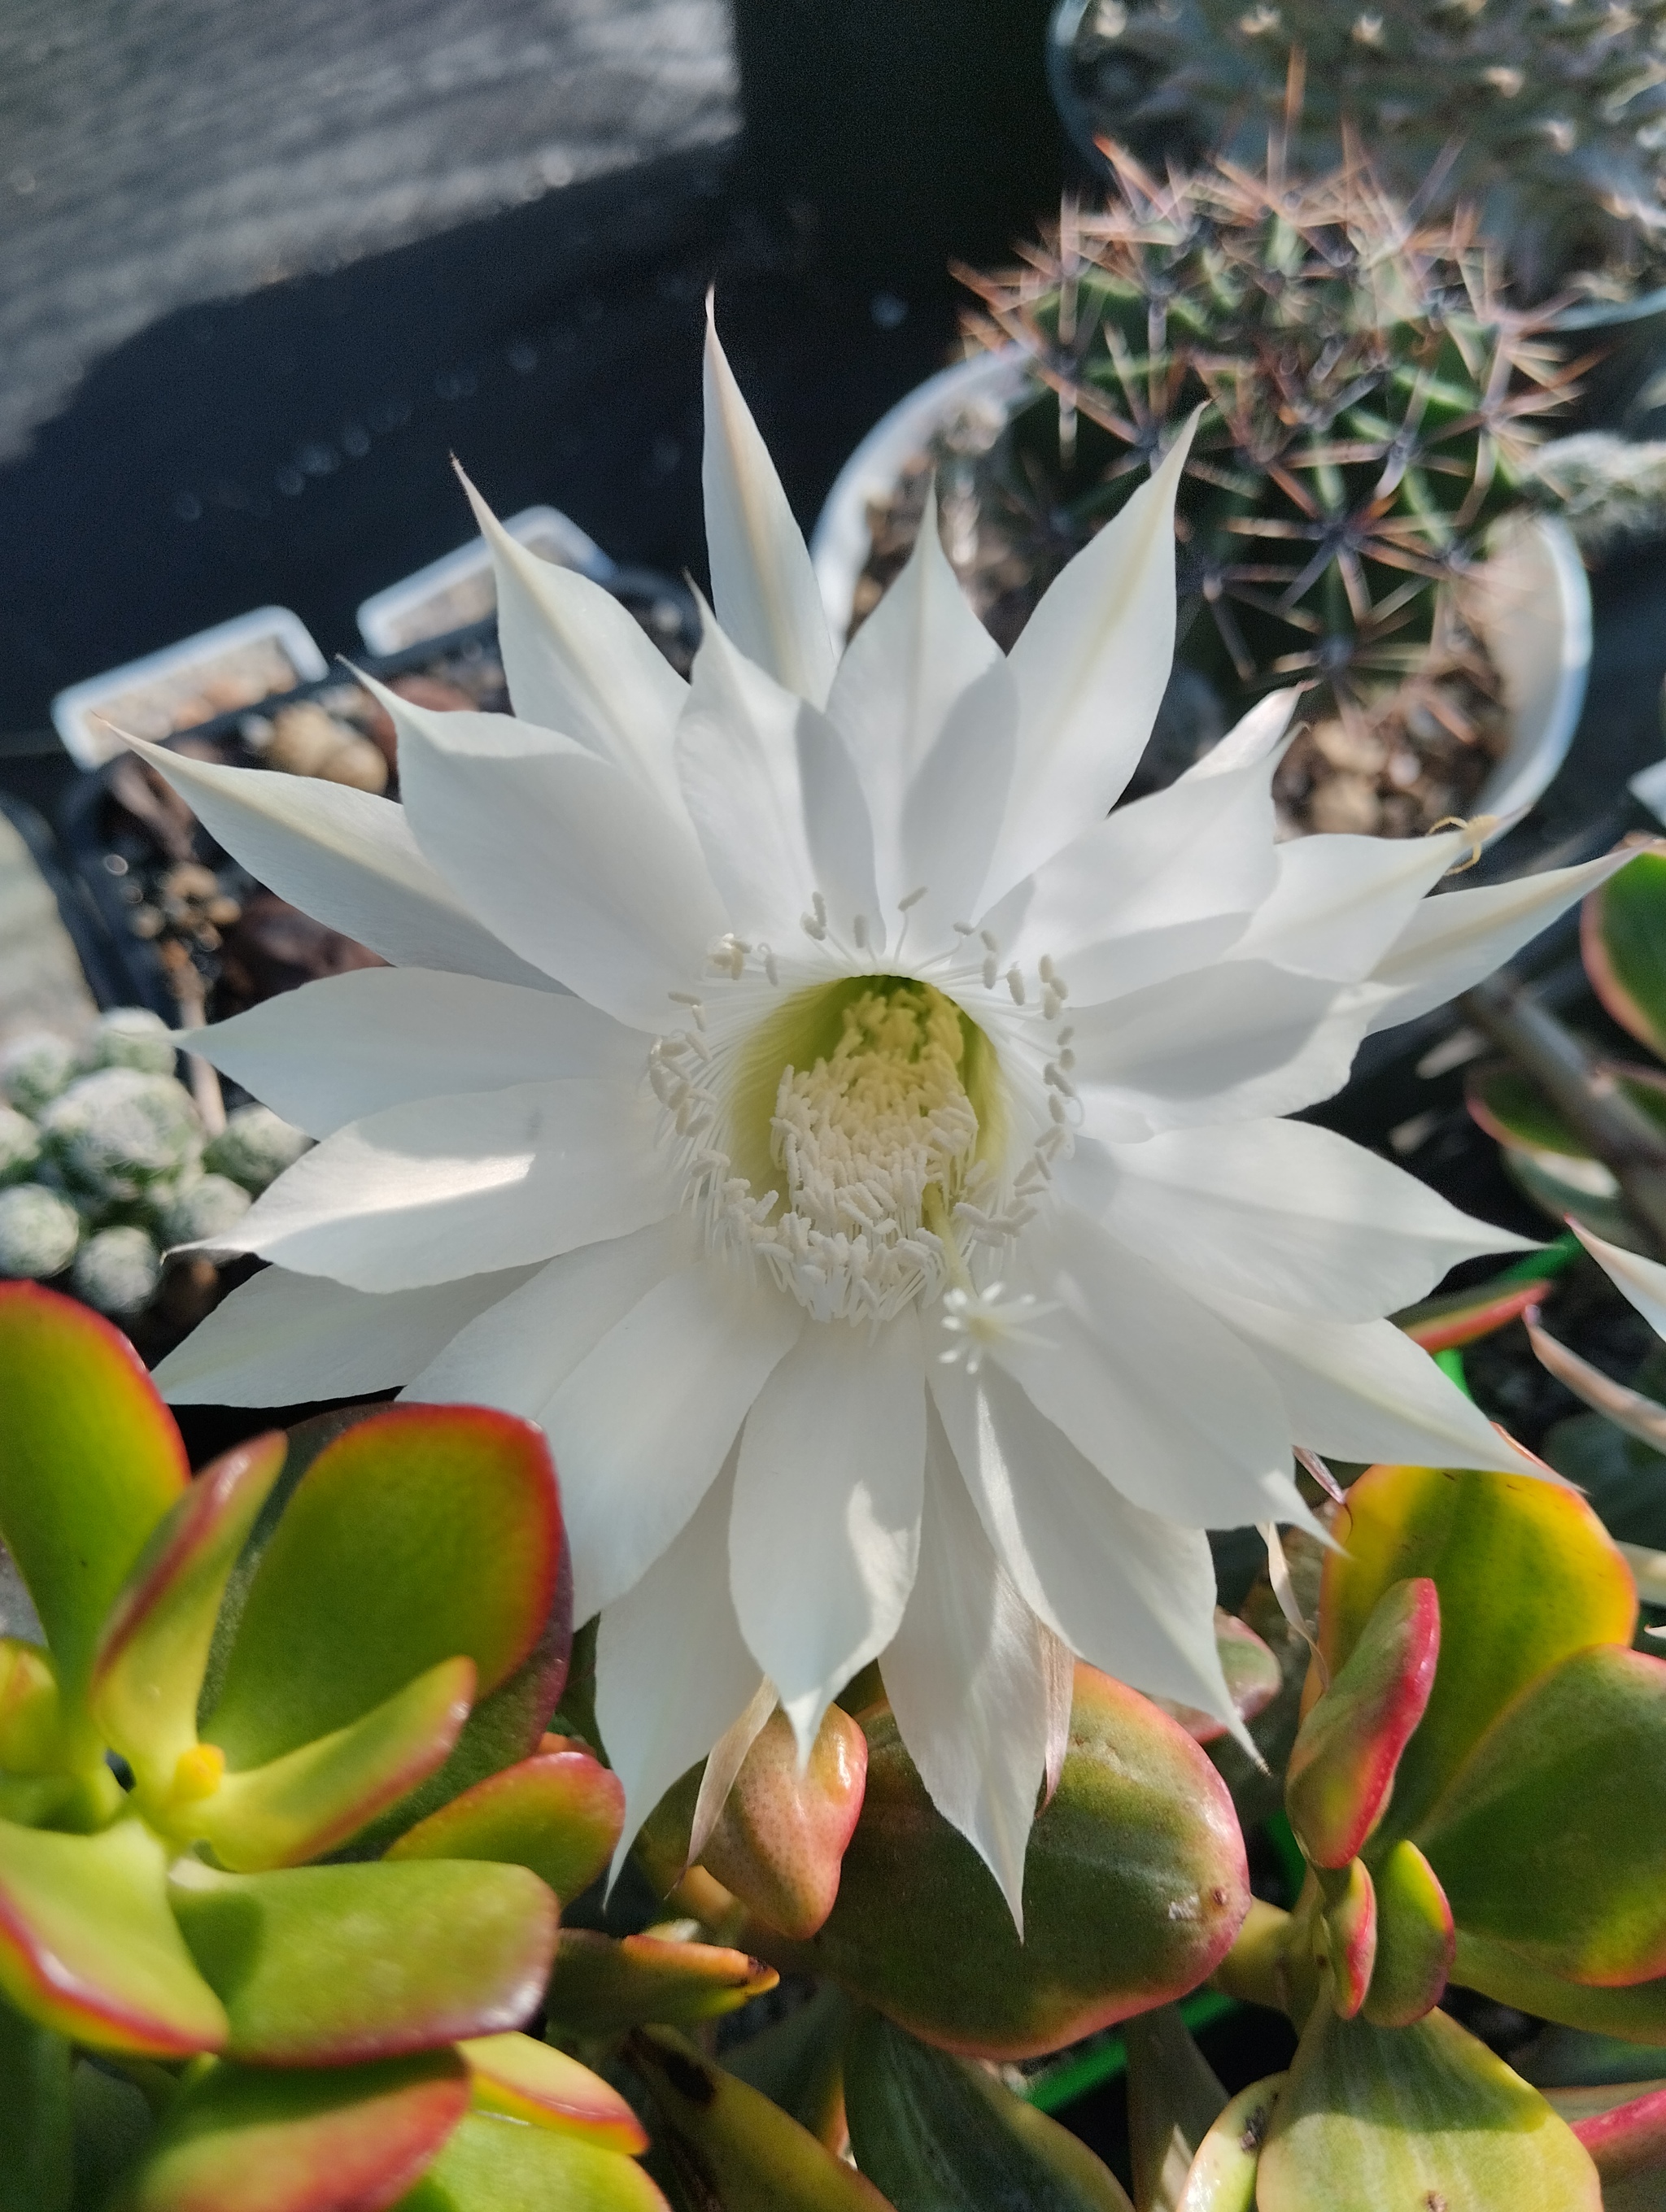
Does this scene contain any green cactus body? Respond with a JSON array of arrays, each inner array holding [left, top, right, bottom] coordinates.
[[40, 1069, 203, 1206]]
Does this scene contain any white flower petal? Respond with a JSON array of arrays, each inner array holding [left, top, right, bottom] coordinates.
[[400, 1216, 696, 1417], [392, 698, 726, 1029], [457, 468, 687, 810], [881, 1406, 1053, 1927], [153, 1263, 536, 1405], [703, 303, 836, 708], [986, 425, 1193, 897], [930, 1357, 1232, 1721], [1366, 848, 1639, 1034], [1080, 1119, 1534, 1321], [1071, 959, 1386, 1129], [899, 658, 1020, 960], [189, 969, 643, 1138], [1229, 830, 1467, 982], [1570, 1218, 1666, 1340], [731, 1308, 925, 1756], [1195, 1283, 1544, 1476], [1180, 688, 1301, 779], [552, 1258, 804, 1621], [992, 1210, 1299, 1527], [995, 754, 1279, 1005], [211, 1078, 673, 1291], [122, 738, 554, 992], [688, 1676, 778, 1870], [595, 1455, 765, 1870]]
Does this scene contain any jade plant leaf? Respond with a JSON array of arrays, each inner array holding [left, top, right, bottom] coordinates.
[[0, 1287, 188, 1708], [691, 1707, 867, 1942], [1395, 1275, 1554, 1355], [1124, 2005, 1228, 2212], [0, 1996, 72, 2212], [203, 1406, 560, 1770], [168, 1857, 556, 2065], [115, 2050, 470, 2212], [1320, 1465, 1636, 1842], [1362, 1840, 1454, 2029], [1582, 844, 1666, 1060], [630, 2025, 890, 2210], [396, 2109, 668, 2212], [844, 2006, 1133, 2211], [1175, 2077, 1285, 2212], [801, 1667, 1248, 2059], [1415, 1644, 1666, 1988], [544, 1930, 778, 2036], [387, 1736, 623, 1904], [70, 2059, 152, 2212], [1561, 2080, 1666, 2184], [1286, 1578, 1438, 1869], [1154, 1611, 1283, 1748], [1322, 1858, 1377, 2021], [1466, 1062, 1666, 1161], [1256, 2001, 1601, 2211], [1451, 1936, 1666, 2045], [459, 2033, 647, 2152], [89, 1433, 288, 1796], [0, 1818, 226, 2057], [0, 1639, 62, 1776]]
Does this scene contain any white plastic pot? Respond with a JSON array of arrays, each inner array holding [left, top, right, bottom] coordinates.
[[809, 351, 1592, 835]]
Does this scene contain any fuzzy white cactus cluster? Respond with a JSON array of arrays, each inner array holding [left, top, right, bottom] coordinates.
[[0, 1008, 310, 1321]]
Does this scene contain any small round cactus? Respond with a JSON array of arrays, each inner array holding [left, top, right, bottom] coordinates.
[[0, 1032, 78, 1117], [89, 1006, 177, 1078], [41, 1069, 203, 1204], [0, 1187, 81, 1280], [204, 1104, 312, 1194], [71, 1226, 162, 1317], [156, 1173, 252, 1249], [0, 1109, 41, 1187]]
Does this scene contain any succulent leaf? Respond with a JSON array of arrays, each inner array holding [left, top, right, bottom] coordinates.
[[0, 1818, 226, 2058], [1362, 1840, 1454, 2030], [1173, 2076, 1284, 2212], [1582, 848, 1666, 1063], [1561, 2080, 1666, 2184], [1287, 1578, 1438, 1870], [114, 2050, 469, 2212], [386, 1736, 623, 1904], [168, 1857, 556, 2066], [202, 1405, 560, 1770], [1321, 1858, 1378, 2022], [0, 1640, 61, 1775], [0, 1996, 72, 2212], [543, 1930, 777, 2036], [1466, 1061, 1666, 1164], [1123, 2005, 1228, 2212], [1450, 1937, 1666, 2045], [396, 2107, 668, 2211], [1395, 1276, 1555, 1356], [1153, 1610, 1283, 1747], [458, 2032, 647, 2153], [0, 1286, 187, 1709]]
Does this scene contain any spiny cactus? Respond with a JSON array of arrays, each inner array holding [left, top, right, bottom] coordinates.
[[1056, 0, 1666, 293]]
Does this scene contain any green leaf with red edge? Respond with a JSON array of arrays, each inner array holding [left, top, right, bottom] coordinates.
[[0, 1286, 187, 1709], [459, 2033, 646, 2153], [386, 1737, 621, 1905], [1147, 1611, 1284, 1748], [1287, 1579, 1438, 1870], [1362, 1840, 1453, 2029], [0, 1818, 225, 2058], [395, 2109, 668, 2212], [544, 1931, 777, 2036], [1174, 2076, 1284, 2212], [800, 1666, 1250, 2061], [167, 1857, 555, 2065], [1466, 1061, 1666, 1159], [194, 1656, 475, 1872], [1453, 1936, 1666, 2044], [90, 1435, 287, 1796], [0, 1640, 62, 1776], [1257, 2001, 1601, 2212], [695, 1707, 867, 1943], [1550, 2081, 1666, 2184], [1394, 1276, 1554, 1355], [1582, 845, 1666, 1061], [203, 1406, 560, 1770], [114, 2051, 469, 2212], [1319, 1465, 1637, 1844], [1415, 1644, 1666, 1988], [1321, 1859, 1376, 2021]]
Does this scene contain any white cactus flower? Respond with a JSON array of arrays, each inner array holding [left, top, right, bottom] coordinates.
[[144, 308, 1626, 1917]]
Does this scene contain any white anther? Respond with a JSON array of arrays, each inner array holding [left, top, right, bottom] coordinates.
[[980, 930, 1001, 953], [813, 893, 829, 929], [898, 887, 928, 912], [1038, 954, 1058, 984], [1058, 1047, 1075, 1071], [669, 991, 701, 1007], [981, 955, 1000, 989], [853, 915, 870, 950], [953, 920, 976, 937], [801, 912, 828, 941], [1057, 1025, 1074, 1046], [1049, 1092, 1068, 1123], [1006, 967, 1026, 1006], [762, 947, 780, 986], [1041, 986, 1063, 1021]]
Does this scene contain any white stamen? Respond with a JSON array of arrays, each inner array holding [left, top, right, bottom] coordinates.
[[938, 1283, 1062, 1375], [898, 887, 929, 912], [1005, 966, 1026, 1006], [853, 914, 870, 951], [980, 930, 1001, 954], [981, 955, 999, 989]]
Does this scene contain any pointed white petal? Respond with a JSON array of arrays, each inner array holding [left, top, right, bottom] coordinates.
[[1082, 1118, 1534, 1321], [208, 1078, 673, 1291], [595, 1457, 765, 1870], [731, 1308, 925, 1756], [1180, 688, 1301, 779], [123, 739, 555, 992], [703, 303, 836, 707], [1071, 960, 1386, 1129], [996, 753, 1278, 1005], [1570, 1218, 1666, 1342], [189, 968, 643, 1138], [1194, 1282, 1544, 1476], [154, 1263, 536, 1405], [553, 1259, 804, 1621], [457, 468, 687, 809], [881, 1408, 1052, 1926], [688, 1676, 777, 1869], [1366, 849, 1640, 1034], [825, 484, 1014, 933], [986, 425, 1193, 896], [392, 694, 726, 1030], [1230, 830, 1467, 982], [930, 1358, 1232, 1722], [796, 695, 888, 952], [400, 1216, 696, 1417]]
